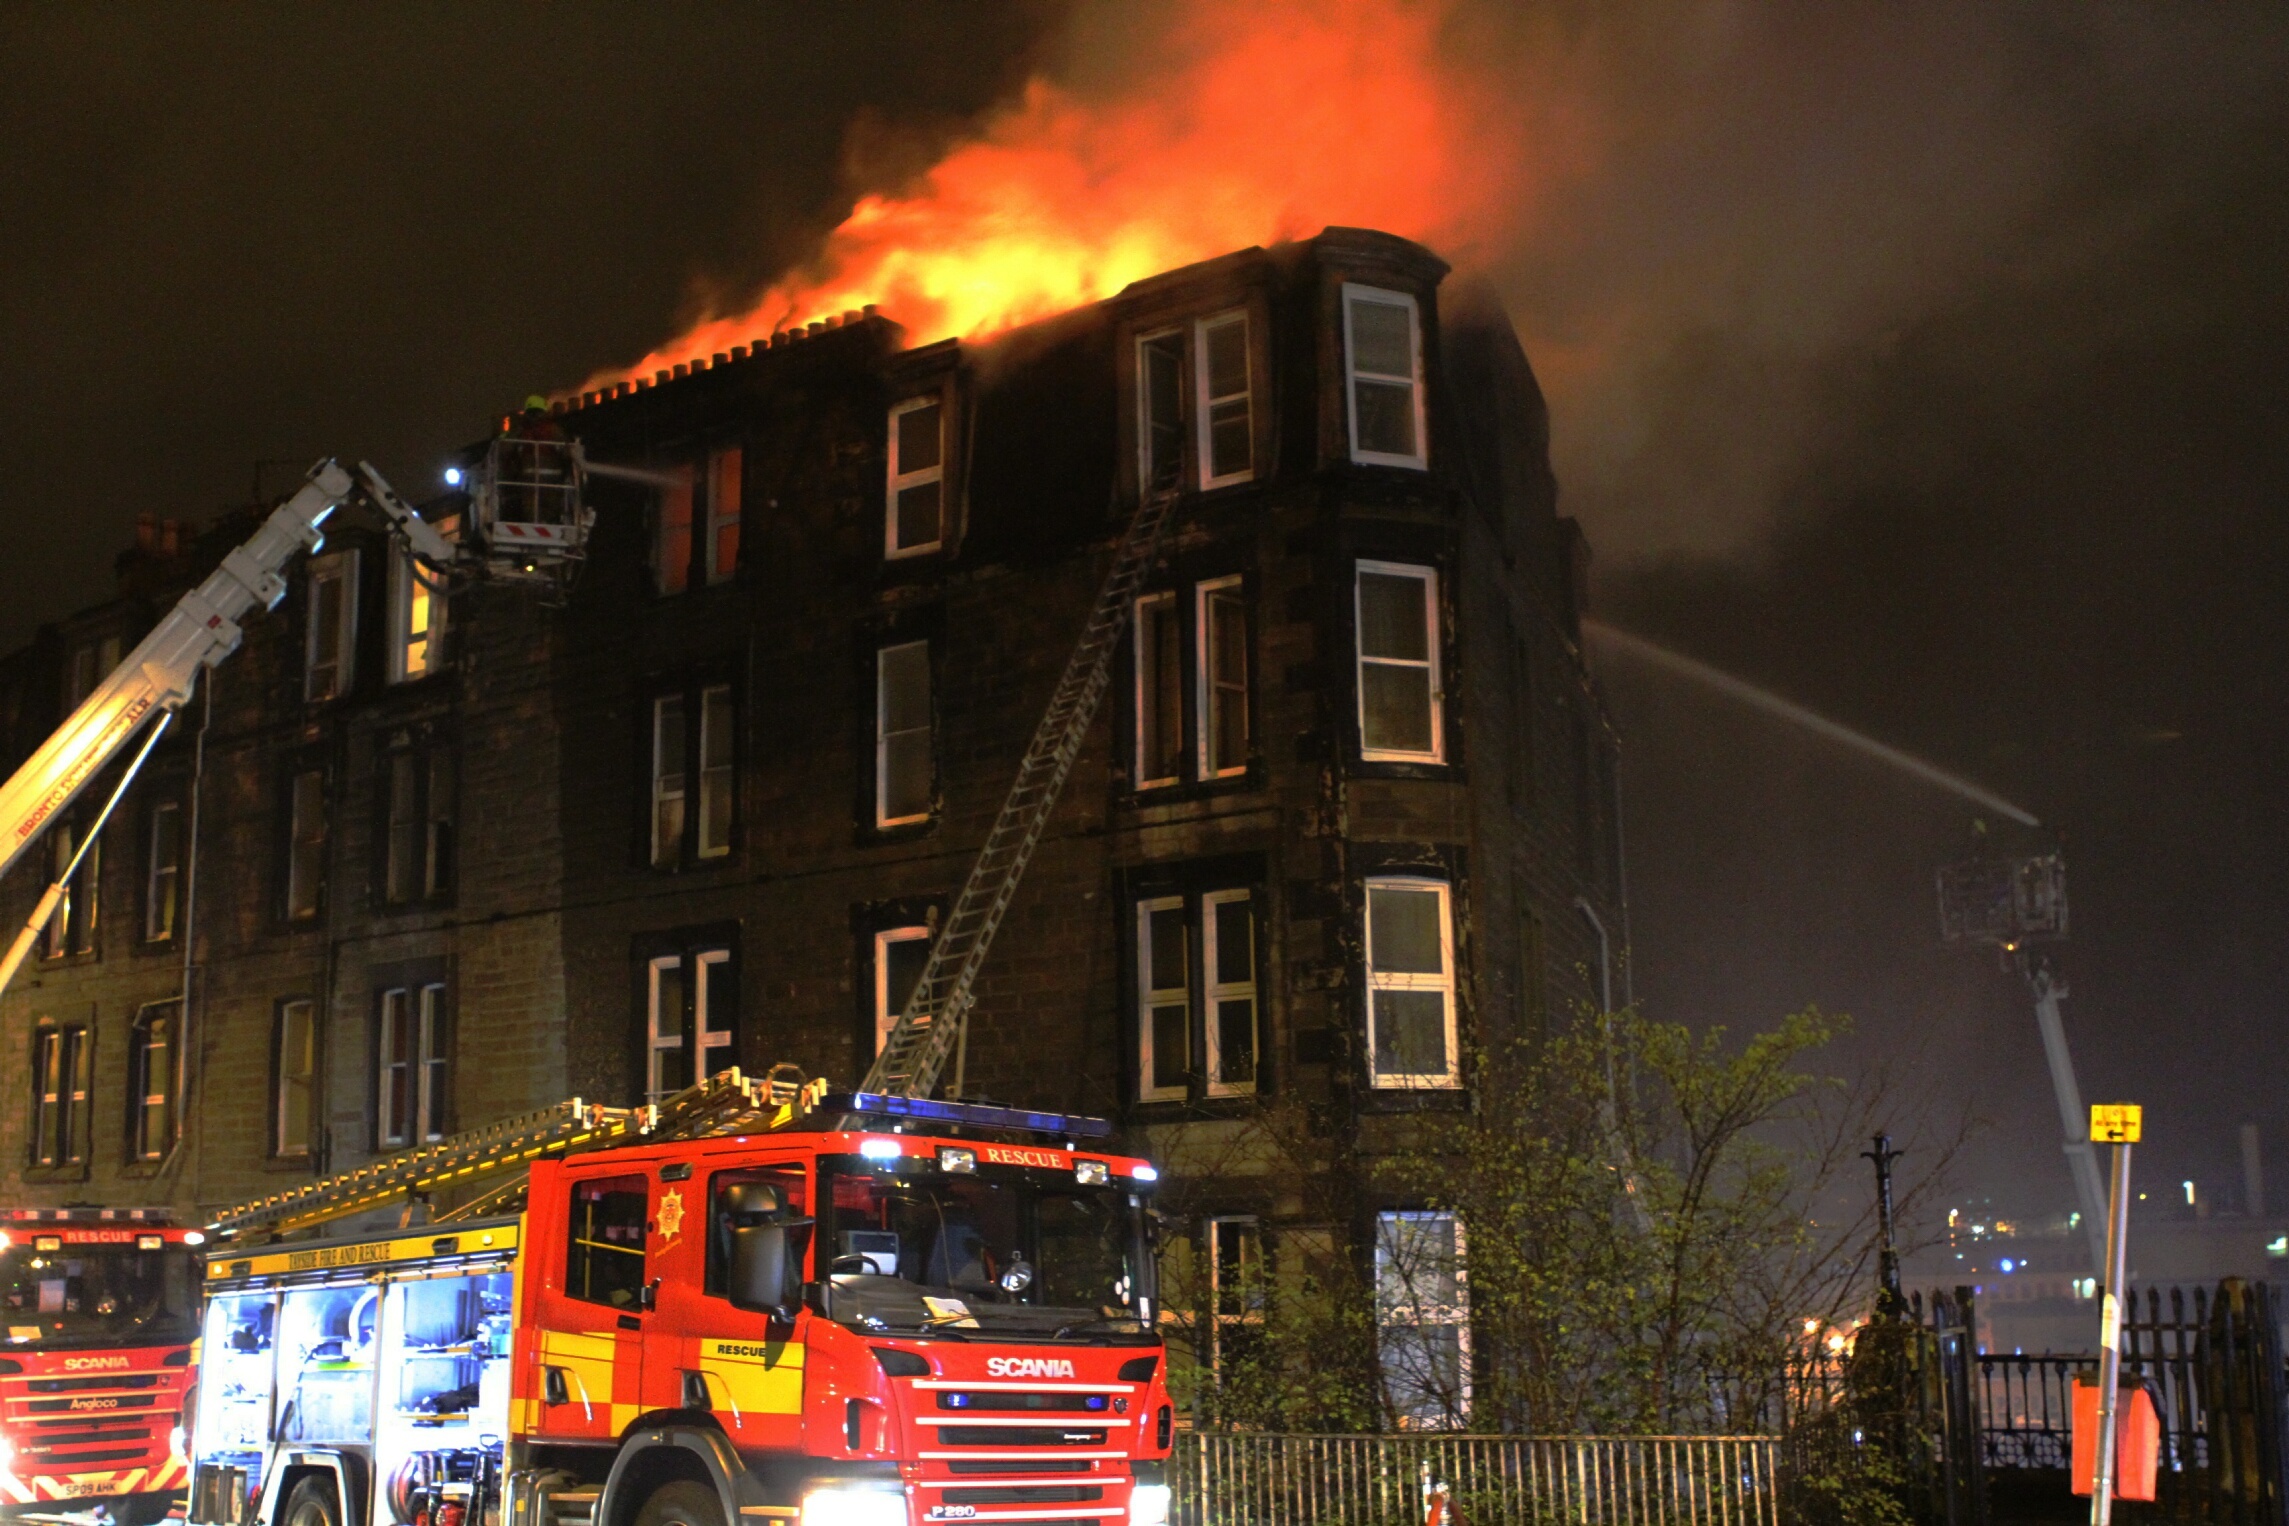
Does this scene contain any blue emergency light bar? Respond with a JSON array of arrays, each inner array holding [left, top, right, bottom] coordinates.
[[823, 1092, 1113, 1141]]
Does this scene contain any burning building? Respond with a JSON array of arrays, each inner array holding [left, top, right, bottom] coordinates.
[[0, 227, 1622, 1416]]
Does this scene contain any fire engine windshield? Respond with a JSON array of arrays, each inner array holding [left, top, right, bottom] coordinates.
[[0, 1242, 198, 1349], [819, 1158, 1153, 1342]]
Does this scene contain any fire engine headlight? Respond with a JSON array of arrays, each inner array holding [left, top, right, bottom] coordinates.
[[1129, 1484, 1171, 1526], [858, 1139, 902, 1164], [183, 1231, 206, 1247], [1131, 1163, 1159, 1184], [937, 1147, 976, 1174], [169, 1425, 188, 1461], [444, 467, 464, 487], [1074, 1159, 1110, 1187], [798, 1486, 906, 1526]]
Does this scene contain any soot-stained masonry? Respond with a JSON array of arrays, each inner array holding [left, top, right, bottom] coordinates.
[[0, 229, 1622, 1392]]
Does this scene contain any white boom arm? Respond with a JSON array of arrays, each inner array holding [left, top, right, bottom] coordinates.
[[0, 458, 451, 890]]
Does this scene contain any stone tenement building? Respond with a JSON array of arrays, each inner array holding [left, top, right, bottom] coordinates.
[[0, 227, 1624, 1402]]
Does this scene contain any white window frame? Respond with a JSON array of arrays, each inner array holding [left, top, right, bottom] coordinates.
[[1136, 894, 1190, 1102], [647, 948, 733, 1101], [32, 1023, 91, 1167], [387, 544, 448, 683], [304, 549, 359, 701], [1196, 576, 1248, 780], [873, 926, 933, 1055], [379, 982, 448, 1149], [1134, 590, 1182, 790], [43, 819, 93, 959], [1201, 887, 1258, 1097], [1206, 1215, 1264, 1380], [1375, 1209, 1471, 1425], [875, 639, 933, 827], [144, 798, 181, 943], [1355, 560, 1444, 764], [1342, 283, 1428, 469], [650, 694, 687, 868], [704, 446, 743, 585], [275, 998, 316, 1159], [129, 1001, 178, 1162], [1364, 876, 1459, 1089], [1136, 327, 1187, 495], [696, 683, 735, 860], [886, 396, 946, 559], [1194, 309, 1254, 489]]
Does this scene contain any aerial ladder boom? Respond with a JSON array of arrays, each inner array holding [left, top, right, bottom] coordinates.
[[863, 488, 1182, 1101], [0, 460, 454, 995]]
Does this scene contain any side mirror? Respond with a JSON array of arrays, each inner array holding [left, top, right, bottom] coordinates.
[[730, 1223, 790, 1313]]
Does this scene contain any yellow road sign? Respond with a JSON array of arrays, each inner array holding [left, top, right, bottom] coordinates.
[[2091, 1103, 2143, 1143]]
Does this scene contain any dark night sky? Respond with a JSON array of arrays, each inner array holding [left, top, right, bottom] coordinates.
[[4, 4, 2282, 1218]]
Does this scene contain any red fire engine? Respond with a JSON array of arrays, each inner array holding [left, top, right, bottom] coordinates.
[[186, 1075, 1171, 1526], [0, 1210, 205, 1524]]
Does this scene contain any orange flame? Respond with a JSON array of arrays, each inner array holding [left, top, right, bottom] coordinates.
[[589, 0, 1535, 389]]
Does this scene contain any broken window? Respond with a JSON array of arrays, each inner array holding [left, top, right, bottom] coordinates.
[[655, 464, 695, 596], [1138, 330, 1186, 493], [378, 981, 449, 1149], [304, 550, 358, 701], [876, 640, 933, 827], [1134, 591, 1184, 789], [646, 943, 733, 1101], [887, 397, 946, 557], [1137, 312, 1254, 494], [128, 1000, 179, 1162], [705, 446, 743, 585], [1198, 576, 1249, 778], [273, 998, 316, 1159], [872, 925, 933, 1055], [1365, 877, 1457, 1088], [1343, 284, 1426, 468], [1356, 561, 1443, 762]]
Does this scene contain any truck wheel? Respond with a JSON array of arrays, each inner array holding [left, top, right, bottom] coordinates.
[[634, 1481, 726, 1526], [282, 1476, 342, 1526]]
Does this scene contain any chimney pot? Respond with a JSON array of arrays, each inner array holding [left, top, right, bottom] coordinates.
[[842, 309, 861, 326], [807, 321, 825, 336], [730, 346, 748, 362], [862, 303, 879, 318], [655, 369, 671, 386], [136, 513, 156, 552], [713, 352, 729, 367]]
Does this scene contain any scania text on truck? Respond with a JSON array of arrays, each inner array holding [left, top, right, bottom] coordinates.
[[185, 1085, 1171, 1526], [0, 1210, 205, 1523]]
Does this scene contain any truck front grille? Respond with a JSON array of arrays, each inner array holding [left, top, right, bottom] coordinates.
[[937, 1426, 1109, 1447]]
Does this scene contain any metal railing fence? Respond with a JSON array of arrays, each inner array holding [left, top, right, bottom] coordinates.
[[1171, 1432, 1782, 1526]]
